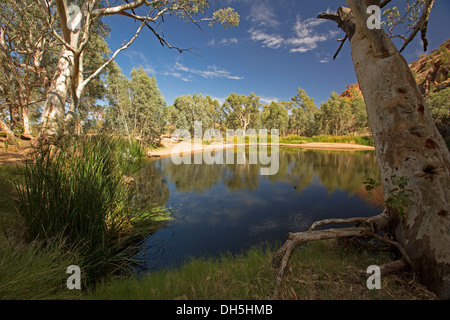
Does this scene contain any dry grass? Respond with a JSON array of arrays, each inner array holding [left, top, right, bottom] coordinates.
[[275, 240, 436, 300]]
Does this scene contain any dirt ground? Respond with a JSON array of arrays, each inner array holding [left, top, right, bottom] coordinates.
[[0, 137, 35, 165]]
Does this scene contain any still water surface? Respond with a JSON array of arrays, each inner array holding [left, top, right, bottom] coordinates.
[[134, 148, 383, 272]]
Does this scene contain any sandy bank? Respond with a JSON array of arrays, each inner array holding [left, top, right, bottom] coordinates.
[[147, 139, 375, 158]]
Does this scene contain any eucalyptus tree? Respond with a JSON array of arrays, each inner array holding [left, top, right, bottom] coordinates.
[[261, 101, 289, 136], [223, 93, 262, 132], [104, 62, 132, 139], [274, 0, 450, 299], [317, 93, 352, 136], [35, 0, 239, 138], [104, 64, 167, 146], [0, 0, 57, 137], [1, 0, 116, 137], [289, 88, 318, 137], [130, 66, 167, 145]]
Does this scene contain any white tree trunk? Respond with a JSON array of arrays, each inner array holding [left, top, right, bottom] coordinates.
[[344, 1, 450, 298], [0, 119, 14, 139], [40, 48, 74, 137], [22, 105, 31, 137]]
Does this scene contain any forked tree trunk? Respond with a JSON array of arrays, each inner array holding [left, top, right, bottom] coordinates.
[[343, 1, 450, 298]]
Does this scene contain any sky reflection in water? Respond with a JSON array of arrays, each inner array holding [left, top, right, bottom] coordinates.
[[134, 148, 383, 272]]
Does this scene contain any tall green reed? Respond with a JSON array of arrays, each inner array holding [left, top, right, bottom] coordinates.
[[15, 135, 167, 288]]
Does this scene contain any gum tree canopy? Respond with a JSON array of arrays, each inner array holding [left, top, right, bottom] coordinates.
[[36, 0, 239, 138], [273, 0, 450, 299]]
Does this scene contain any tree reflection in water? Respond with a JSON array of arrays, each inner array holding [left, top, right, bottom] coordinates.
[[134, 148, 383, 272]]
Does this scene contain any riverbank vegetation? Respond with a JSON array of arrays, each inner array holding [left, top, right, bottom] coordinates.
[[88, 241, 435, 300], [0, 145, 435, 300], [0, 136, 171, 298], [0, 1, 448, 300]]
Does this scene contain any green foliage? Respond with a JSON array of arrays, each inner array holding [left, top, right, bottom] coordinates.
[[261, 101, 289, 135], [105, 65, 167, 146], [15, 135, 168, 288], [280, 135, 374, 146], [169, 94, 220, 135], [315, 92, 369, 137], [288, 88, 318, 137], [382, 1, 429, 33], [212, 7, 240, 28], [223, 93, 262, 131], [385, 176, 413, 218], [426, 88, 450, 128]]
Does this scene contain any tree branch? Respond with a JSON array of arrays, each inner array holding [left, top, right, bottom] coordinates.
[[399, 0, 435, 52], [76, 9, 153, 105], [92, 0, 147, 18], [317, 12, 342, 25], [54, 0, 70, 42], [333, 35, 348, 60]]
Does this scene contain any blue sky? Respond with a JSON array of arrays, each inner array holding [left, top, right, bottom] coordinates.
[[106, 0, 450, 107]]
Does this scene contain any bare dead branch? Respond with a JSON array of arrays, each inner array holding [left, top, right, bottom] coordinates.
[[272, 211, 392, 285], [79, 12, 152, 92], [272, 227, 366, 285], [363, 230, 416, 269], [317, 12, 342, 25], [333, 35, 348, 60]]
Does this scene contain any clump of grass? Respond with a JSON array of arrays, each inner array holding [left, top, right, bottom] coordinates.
[[15, 135, 168, 288], [114, 137, 146, 164], [0, 240, 81, 300]]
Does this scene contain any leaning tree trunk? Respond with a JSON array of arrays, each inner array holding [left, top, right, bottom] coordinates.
[[39, 48, 75, 138], [343, 1, 450, 298]]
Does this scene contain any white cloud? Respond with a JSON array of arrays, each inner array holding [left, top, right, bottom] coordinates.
[[259, 96, 281, 105], [248, 2, 280, 28], [286, 17, 336, 53], [208, 37, 239, 47], [172, 62, 244, 81], [249, 28, 283, 49], [125, 50, 156, 75], [249, 15, 340, 54]]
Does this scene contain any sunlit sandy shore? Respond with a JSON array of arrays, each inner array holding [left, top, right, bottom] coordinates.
[[147, 139, 375, 158]]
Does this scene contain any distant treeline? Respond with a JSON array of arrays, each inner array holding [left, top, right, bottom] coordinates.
[[101, 66, 372, 145], [101, 65, 448, 147]]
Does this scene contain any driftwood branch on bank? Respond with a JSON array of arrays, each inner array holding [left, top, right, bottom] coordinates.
[[271, 210, 412, 285]]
